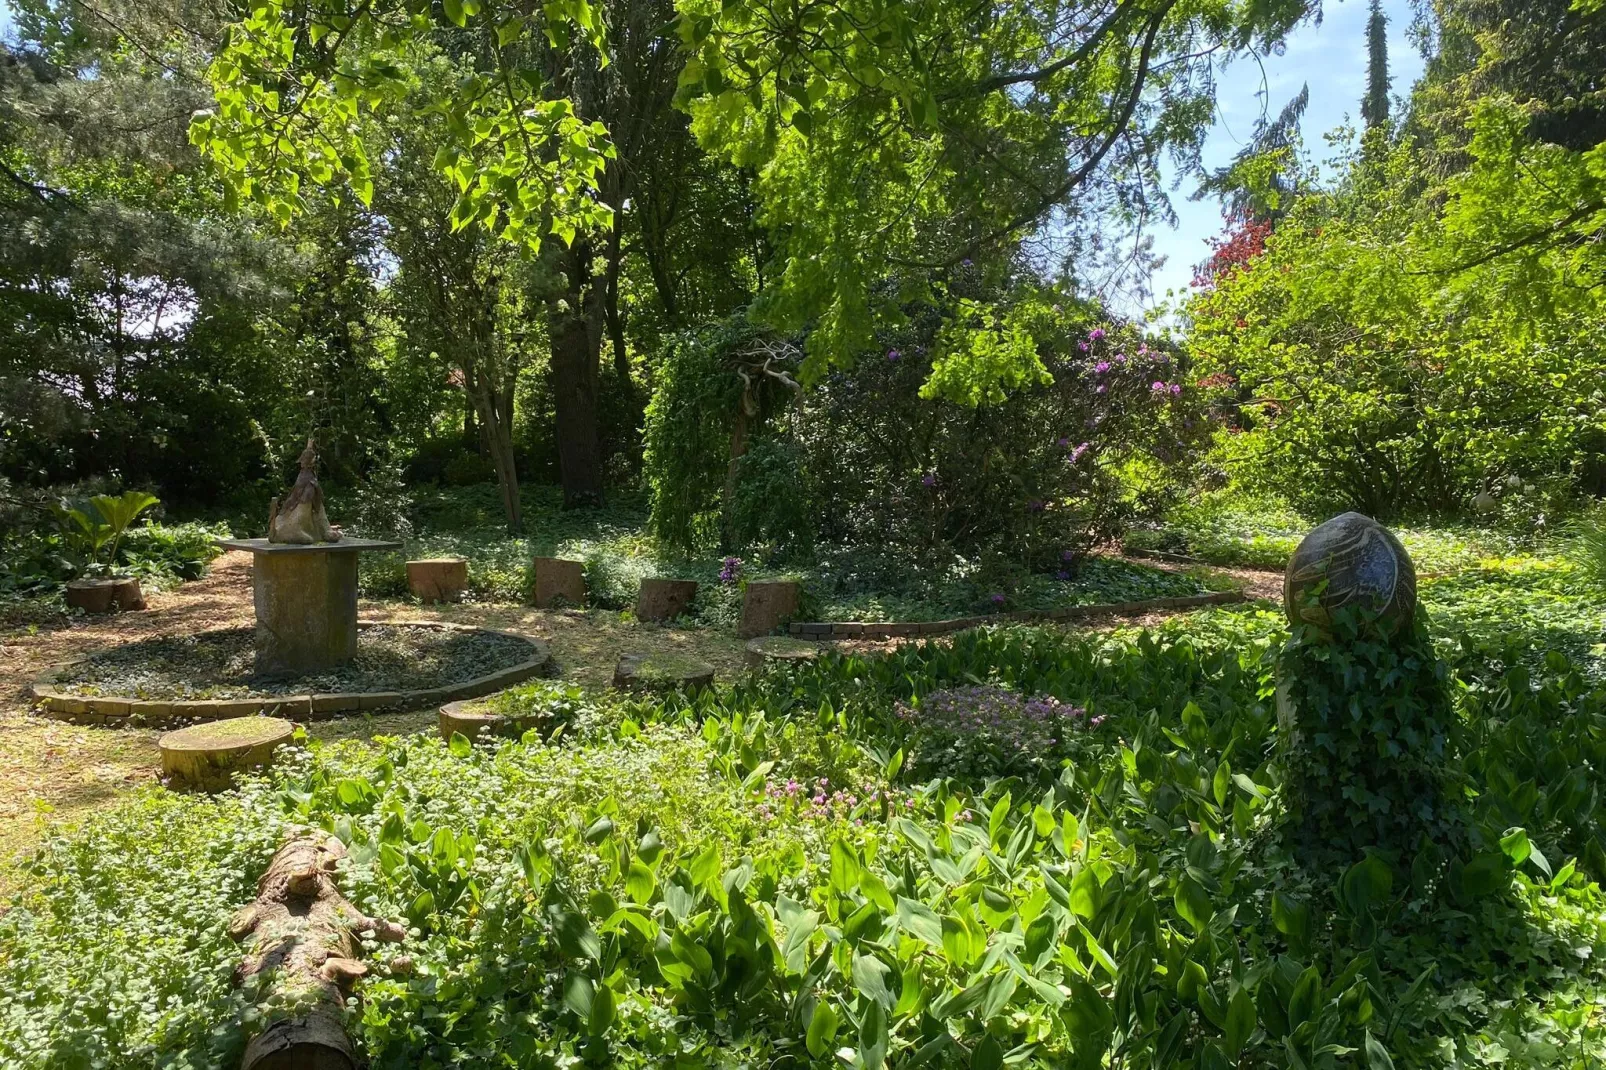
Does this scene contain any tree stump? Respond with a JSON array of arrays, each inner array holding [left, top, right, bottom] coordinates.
[[407, 558, 468, 603], [65, 576, 145, 614], [613, 652, 715, 693], [159, 716, 297, 791], [438, 699, 545, 743], [635, 578, 699, 622], [232, 832, 406, 1070], [532, 557, 586, 608], [744, 635, 822, 669], [737, 580, 802, 638]]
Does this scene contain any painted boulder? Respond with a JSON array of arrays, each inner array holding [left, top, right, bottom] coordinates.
[[1284, 512, 1416, 630]]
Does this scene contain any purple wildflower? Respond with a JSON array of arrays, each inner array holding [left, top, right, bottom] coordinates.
[[719, 556, 743, 583], [1055, 570, 1071, 581], [990, 592, 1007, 605], [1089, 327, 1106, 341], [1095, 384, 1107, 394], [1095, 361, 1111, 374], [1170, 383, 1182, 396], [922, 471, 937, 488], [1070, 441, 1091, 463], [1151, 381, 1167, 392], [1077, 341, 1089, 352], [887, 348, 900, 362]]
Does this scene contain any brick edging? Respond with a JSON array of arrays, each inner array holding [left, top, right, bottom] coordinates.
[[31, 620, 553, 728], [787, 590, 1247, 640]]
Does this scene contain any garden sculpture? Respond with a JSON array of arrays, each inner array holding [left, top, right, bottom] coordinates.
[[1284, 511, 1417, 630], [268, 437, 342, 544]]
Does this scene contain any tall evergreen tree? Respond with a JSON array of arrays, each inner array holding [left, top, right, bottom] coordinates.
[[1362, 0, 1392, 129]]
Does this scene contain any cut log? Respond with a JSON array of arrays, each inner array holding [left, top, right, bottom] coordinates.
[[744, 635, 822, 669], [613, 652, 715, 693], [737, 580, 802, 638], [635, 578, 699, 622], [159, 716, 296, 791], [407, 558, 468, 603], [532, 557, 586, 608], [65, 576, 145, 614], [438, 699, 547, 743], [233, 832, 406, 1070]]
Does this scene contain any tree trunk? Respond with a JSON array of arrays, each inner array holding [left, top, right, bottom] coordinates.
[[233, 832, 406, 1070], [468, 377, 521, 534], [550, 240, 605, 509]]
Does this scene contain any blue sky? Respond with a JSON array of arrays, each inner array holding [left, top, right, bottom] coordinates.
[[1140, 0, 1426, 317], [1, 0, 1421, 320]]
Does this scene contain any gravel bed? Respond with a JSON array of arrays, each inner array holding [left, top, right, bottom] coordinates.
[[53, 625, 535, 700]]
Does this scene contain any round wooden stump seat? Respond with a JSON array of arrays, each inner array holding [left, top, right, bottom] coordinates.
[[635, 578, 699, 622], [612, 652, 716, 693], [159, 716, 297, 791], [438, 699, 547, 743], [407, 558, 469, 603], [65, 576, 145, 614], [744, 635, 822, 668]]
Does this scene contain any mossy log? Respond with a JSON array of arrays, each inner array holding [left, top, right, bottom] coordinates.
[[612, 652, 715, 693], [233, 832, 407, 1070], [438, 699, 544, 742], [160, 716, 297, 791], [744, 635, 822, 668]]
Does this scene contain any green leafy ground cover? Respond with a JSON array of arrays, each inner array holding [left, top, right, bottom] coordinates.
[[4, 556, 1605, 1069], [1122, 491, 1520, 574], [354, 484, 1224, 623]]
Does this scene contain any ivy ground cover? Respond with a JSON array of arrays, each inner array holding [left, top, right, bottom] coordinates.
[[4, 578, 1606, 1069]]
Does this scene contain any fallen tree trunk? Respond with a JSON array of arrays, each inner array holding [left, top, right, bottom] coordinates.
[[231, 832, 406, 1070]]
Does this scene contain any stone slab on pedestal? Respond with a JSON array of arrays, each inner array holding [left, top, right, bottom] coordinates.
[[533, 557, 586, 608], [738, 580, 802, 638], [636, 578, 699, 622], [408, 558, 468, 603], [219, 538, 401, 675]]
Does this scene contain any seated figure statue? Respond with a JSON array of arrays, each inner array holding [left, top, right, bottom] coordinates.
[[268, 438, 343, 544]]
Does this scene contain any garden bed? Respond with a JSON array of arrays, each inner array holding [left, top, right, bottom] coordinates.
[[31, 621, 551, 725]]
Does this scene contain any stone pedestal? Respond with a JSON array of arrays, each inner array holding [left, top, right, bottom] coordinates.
[[408, 558, 468, 603], [220, 538, 401, 675], [533, 557, 586, 608], [636, 578, 699, 622], [738, 580, 802, 638]]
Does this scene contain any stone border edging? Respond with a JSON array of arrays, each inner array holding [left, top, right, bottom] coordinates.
[[31, 620, 553, 728], [786, 590, 1247, 640]]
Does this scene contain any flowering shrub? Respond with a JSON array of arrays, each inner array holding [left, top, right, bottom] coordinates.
[[897, 684, 1100, 782], [803, 288, 1211, 572]]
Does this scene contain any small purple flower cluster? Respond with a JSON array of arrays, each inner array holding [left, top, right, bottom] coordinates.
[[921, 471, 938, 488], [1151, 381, 1183, 396], [755, 776, 913, 824], [719, 556, 743, 584], [896, 685, 1103, 780], [887, 348, 901, 362]]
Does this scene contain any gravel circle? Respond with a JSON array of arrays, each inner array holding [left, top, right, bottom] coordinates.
[[53, 624, 536, 700]]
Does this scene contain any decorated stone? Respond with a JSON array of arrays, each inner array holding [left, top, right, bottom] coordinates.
[[1284, 511, 1416, 630]]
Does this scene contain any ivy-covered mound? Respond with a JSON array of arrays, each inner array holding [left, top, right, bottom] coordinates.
[[4, 609, 1606, 1069], [51, 624, 535, 700]]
